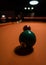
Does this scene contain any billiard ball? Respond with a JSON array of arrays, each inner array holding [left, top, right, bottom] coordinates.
[[23, 25, 31, 31], [19, 30, 36, 49]]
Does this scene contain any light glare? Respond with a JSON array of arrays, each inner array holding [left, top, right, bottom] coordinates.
[[31, 7, 34, 10], [29, 1, 39, 5], [28, 7, 30, 10], [2, 15, 5, 18], [24, 7, 27, 10]]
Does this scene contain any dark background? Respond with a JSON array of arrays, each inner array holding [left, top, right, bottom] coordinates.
[[0, 0, 46, 17]]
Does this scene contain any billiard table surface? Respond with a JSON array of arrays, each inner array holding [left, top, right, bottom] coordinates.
[[0, 21, 46, 65]]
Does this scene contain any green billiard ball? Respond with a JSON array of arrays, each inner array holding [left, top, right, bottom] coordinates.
[[19, 30, 36, 48]]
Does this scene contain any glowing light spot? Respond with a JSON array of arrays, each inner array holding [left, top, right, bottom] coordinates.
[[24, 7, 27, 10], [31, 7, 34, 10], [28, 7, 30, 10], [2, 15, 5, 18], [29, 0, 39, 5]]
